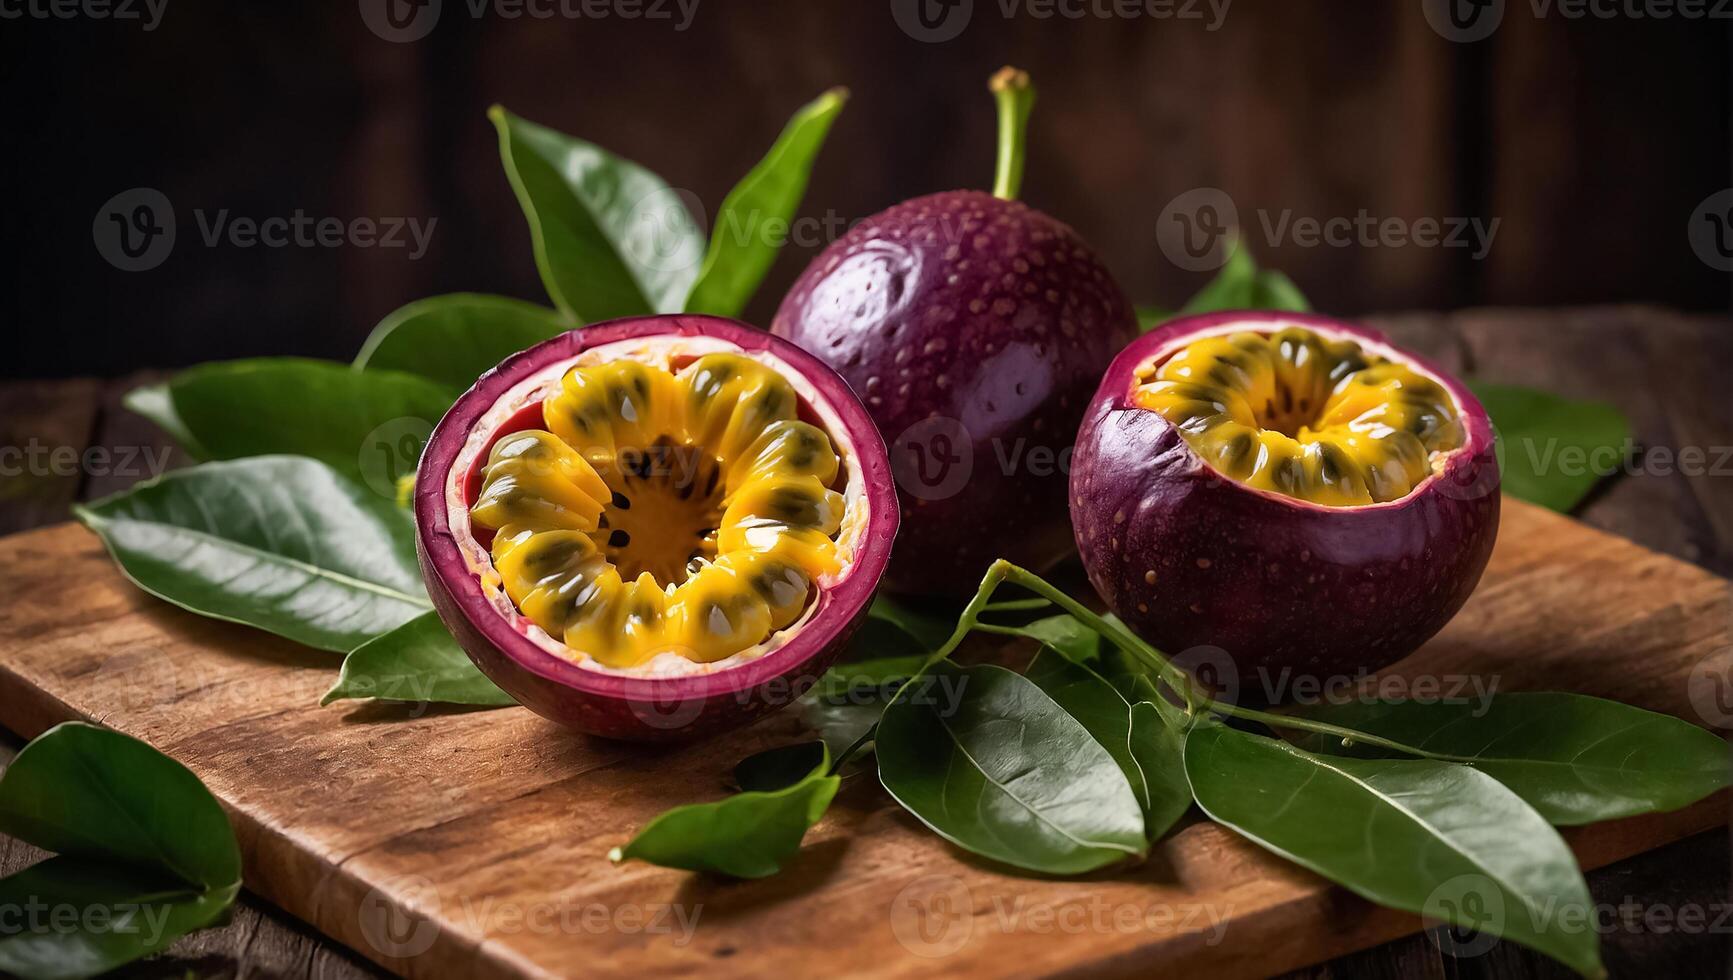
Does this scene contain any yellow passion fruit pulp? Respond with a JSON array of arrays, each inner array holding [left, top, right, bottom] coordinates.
[[469, 353, 847, 669], [1134, 327, 1465, 505]]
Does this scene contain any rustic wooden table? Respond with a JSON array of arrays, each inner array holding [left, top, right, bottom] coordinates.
[[0, 306, 1726, 979]]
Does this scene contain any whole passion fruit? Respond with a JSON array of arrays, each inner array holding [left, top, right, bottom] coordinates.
[[772, 69, 1137, 596], [415, 315, 897, 740], [1071, 311, 1500, 699]]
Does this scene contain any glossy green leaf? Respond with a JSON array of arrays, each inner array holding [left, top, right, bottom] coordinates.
[[998, 613, 1101, 664], [1026, 649, 1190, 839], [1147, 238, 1310, 333], [798, 695, 885, 762], [877, 663, 1147, 874], [153, 358, 458, 485], [0, 857, 236, 980], [1293, 694, 1731, 826], [75, 456, 429, 653], [323, 612, 514, 708], [491, 106, 704, 320], [1185, 722, 1603, 977], [354, 293, 571, 389], [122, 383, 209, 459], [733, 741, 828, 793], [1469, 382, 1630, 513], [0, 723, 242, 980], [611, 745, 839, 878], [684, 89, 848, 317]]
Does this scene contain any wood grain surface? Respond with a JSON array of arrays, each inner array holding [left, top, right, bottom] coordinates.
[[0, 459, 1727, 978], [0, 308, 1727, 978]]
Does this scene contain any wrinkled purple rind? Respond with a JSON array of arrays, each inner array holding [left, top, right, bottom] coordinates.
[[415, 315, 898, 741], [1070, 311, 1500, 699], [772, 190, 1137, 596]]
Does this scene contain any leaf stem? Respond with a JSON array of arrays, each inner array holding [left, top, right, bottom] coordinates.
[[989, 67, 1035, 201], [1207, 703, 1479, 763]]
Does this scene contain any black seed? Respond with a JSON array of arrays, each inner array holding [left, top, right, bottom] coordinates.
[[597, 514, 610, 529], [611, 491, 631, 510], [609, 530, 631, 548]]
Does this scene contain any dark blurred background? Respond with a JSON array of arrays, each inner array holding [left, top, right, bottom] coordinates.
[[2, 1, 1728, 379]]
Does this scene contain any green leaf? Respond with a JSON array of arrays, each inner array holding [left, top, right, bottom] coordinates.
[[155, 358, 458, 486], [1135, 306, 1172, 332], [1293, 694, 1731, 826], [490, 106, 704, 320], [798, 695, 886, 762], [611, 745, 839, 878], [0, 857, 236, 980], [354, 293, 571, 389], [813, 655, 928, 699], [684, 89, 848, 317], [1147, 238, 1311, 333], [864, 593, 955, 652], [75, 456, 429, 653], [1026, 649, 1190, 840], [733, 741, 828, 793], [122, 383, 209, 458], [877, 663, 1147, 874], [0, 723, 242, 980], [998, 613, 1101, 664], [1185, 721, 1603, 977], [323, 612, 515, 708], [1469, 382, 1630, 513]]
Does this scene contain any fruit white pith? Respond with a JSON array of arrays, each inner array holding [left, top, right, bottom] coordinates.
[[445, 336, 868, 678], [1133, 324, 1466, 506]]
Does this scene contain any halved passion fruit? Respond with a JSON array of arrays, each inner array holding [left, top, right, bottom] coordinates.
[[415, 315, 896, 740], [1071, 312, 1500, 698]]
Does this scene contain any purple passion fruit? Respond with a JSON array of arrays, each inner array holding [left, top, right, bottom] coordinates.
[[1071, 312, 1500, 697], [415, 315, 897, 740], [772, 70, 1137, 595]]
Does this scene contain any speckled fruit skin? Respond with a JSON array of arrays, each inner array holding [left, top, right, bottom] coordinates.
[[415, 315, 898, 742], [772, 190, 1137, 596], [1071, 311, 1501, 699]]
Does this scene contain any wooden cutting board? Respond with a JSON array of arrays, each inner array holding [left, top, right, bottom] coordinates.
[[0, 497, 1725, 979]]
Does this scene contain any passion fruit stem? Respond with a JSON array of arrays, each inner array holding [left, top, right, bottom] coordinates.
[[843, 561, 1465, 769], [989, 67, 1035, 201]]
